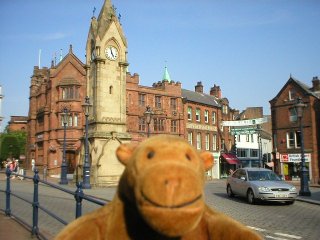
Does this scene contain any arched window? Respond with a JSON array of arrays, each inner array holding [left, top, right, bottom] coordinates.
[[109, 86, 113, 94]]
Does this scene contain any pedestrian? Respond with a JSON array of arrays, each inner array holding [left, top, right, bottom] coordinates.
[[31, 159, 35, 172], [43, 165, 48, 181], [9, 160, 16, 179]]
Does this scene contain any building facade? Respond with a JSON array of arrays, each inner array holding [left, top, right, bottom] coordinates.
[[270, 76, 320, 184], [126, 69, 184, 143], [27, 46, 87, 174], [232, 108, 272, 169]]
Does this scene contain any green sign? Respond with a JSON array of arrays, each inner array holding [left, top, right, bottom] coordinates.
[[231, 127, 258, 135]]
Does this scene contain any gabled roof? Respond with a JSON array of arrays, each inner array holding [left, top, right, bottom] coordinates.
[[51, 45, 86, 78], [182, 89, 220, 107], [270, 76, 320, 103]]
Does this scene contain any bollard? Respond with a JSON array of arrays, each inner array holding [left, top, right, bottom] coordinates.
[[32, 169, 40, 236], [74, 182, 84, 219], [5, 167, 11, 216]]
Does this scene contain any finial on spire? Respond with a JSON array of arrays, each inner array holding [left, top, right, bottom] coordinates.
[[69, 44, 73, 54], [59, 49, 63, 62]]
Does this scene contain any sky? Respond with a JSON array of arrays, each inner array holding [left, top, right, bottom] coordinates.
[[0, 0, 319, 131]]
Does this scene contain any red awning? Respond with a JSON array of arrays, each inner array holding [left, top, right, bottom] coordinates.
[[221, 153, 241, 165]]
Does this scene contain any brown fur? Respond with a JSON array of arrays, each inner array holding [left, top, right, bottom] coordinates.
[[55, 135, 262, 240]]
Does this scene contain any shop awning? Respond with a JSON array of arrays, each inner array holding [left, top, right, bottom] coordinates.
[[220, 153, 241, 165]]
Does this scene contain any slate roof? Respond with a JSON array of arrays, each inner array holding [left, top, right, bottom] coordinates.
[[182, 89, 220, 107]]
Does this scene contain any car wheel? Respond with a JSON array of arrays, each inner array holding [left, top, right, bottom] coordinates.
[[247, 189, 255, 204], [285, 201, 295, 205], [227, 184, 234, 198]]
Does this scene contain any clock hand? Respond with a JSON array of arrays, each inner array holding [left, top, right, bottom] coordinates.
[[110, 47, 114, 57]]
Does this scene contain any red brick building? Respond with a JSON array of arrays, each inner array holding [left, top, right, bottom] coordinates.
[[126, 68, 185, 142], [182, 82, 237, 179], [8, 116, 28, 132], [270, 76, 320, 184], [27, 45, 87, 174]]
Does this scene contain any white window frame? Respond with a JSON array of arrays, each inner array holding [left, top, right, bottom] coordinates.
[[287, 131, 301, 149], [196, 133, 201, 150], [212, 134, 217, 151], [187, 107, 192, 121], [205, 133, 210, 150], [188, 132, 193, 145], [212, 111, 216, 124], [196, 109, 201, 122], [204, 110, 209, 123]]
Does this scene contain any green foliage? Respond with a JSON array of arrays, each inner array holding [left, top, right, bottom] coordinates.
[[0, 131, 27, 164]]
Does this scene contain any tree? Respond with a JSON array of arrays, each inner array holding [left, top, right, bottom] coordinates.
[[0, 131, 27, 167]]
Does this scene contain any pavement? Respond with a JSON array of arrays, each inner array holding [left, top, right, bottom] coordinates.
[[1, 174, 320, 240]]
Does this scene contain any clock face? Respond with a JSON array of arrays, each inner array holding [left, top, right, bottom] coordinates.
[[105, 46, 118, 60]]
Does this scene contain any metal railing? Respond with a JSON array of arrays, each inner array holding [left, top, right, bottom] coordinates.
[[0, 168, 108, 240]]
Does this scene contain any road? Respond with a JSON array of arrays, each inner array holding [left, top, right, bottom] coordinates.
[[1, 179, 319, 240]]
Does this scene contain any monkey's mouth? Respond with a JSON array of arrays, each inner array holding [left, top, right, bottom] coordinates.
[[141, 192, 202, 209]]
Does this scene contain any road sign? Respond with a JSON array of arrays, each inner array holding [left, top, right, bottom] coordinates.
[[222, 117, 268, 127], [231, 127, 258, 135]]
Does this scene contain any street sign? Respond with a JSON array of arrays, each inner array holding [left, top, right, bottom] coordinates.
[[231, 127, 258, 135], [222, 117, 268, 127]]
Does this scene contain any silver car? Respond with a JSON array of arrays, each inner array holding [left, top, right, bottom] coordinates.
[[226, 167, 298, 204]]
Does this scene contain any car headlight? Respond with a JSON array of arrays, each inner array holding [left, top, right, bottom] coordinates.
[[258, 186, 271, 192], [289, 186, 297, 192]]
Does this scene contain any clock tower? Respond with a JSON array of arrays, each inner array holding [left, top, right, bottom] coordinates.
[[85, 0, 131, 186]]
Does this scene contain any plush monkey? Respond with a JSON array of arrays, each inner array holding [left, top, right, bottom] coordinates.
[[55, 135, 262, 240]]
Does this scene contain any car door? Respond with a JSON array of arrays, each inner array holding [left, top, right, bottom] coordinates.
[[236, 170, 249, 197], [230, 169, 247, 195]]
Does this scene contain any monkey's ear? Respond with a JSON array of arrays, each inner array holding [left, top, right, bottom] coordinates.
[[200, 151, 214, 171], [116, 144, 136, 166]]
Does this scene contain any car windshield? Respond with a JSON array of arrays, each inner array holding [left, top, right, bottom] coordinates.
[[247, 170, 281, 181]]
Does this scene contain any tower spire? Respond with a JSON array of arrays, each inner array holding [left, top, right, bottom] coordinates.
[[162, 64, 171, 82]]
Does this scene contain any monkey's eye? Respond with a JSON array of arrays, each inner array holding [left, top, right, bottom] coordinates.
[[186, 154, 191, 161], [147, 151, 155, 159]]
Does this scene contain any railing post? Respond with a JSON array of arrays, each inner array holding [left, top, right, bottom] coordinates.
[[74, 182, 84, 219], [32, 169, 40, 236], [5, 167, 11, 216]]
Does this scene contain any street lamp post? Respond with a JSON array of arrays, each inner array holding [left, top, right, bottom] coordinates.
[[294, 97, 311, 196], [82, 96, 92, 189], [60, 107, 69, 185], [144, 106, 153, 138]]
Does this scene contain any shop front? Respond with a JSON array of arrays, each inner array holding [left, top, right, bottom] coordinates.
[[280, 153, 311, 181], [220, 153, 241, 178], [206, 152, 220, 180]]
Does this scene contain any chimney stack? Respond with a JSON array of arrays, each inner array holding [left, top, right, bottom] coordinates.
[[312, 76, 320, 91], [210, 84, 222, 98], [195, 81, 203, 93]]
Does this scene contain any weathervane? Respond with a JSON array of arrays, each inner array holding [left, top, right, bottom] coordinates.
[[92, 7, 96, 18]]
